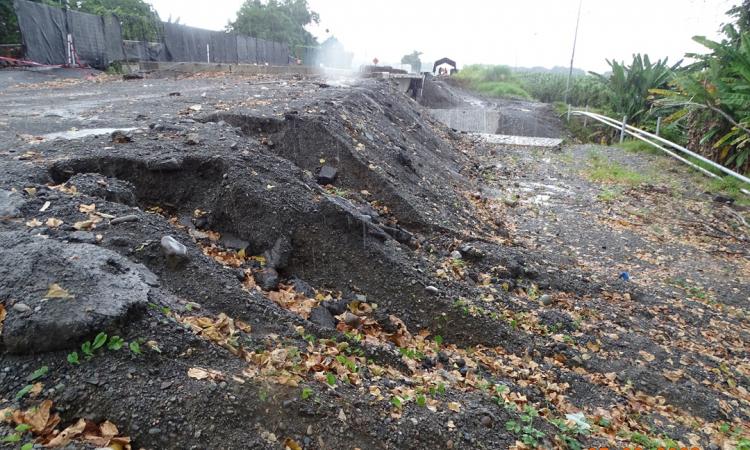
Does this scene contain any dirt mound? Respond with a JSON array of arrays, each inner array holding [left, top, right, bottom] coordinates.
[[419, 78, 468, 109], [0, 231, 156, 353]]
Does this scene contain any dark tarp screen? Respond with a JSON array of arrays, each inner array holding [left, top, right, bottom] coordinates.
[[102, 14, 126, 63], [209, 32, 237, 63], [163, 22, 211, 62], [236, 35, 258, 64], [14, 0, 292, 67], [14, 0, 124, 68], [67, 9, 107, 68], [123, 40, 167, 62], [257, 38, 270, 63], [14, 0, 68, 65]]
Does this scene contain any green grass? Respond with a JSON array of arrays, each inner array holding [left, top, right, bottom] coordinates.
[[708, 176, 750, 206], [598, 187, 622, 202], [453, 65, 531, 100], [617, 139, 750, 204], [587, 152, 647, 186], [618, 139, 661, 156]]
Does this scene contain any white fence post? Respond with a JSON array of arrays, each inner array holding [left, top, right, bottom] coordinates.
[[656, 116, 661, 137], [620, 115, 627, 143], [567, 104, 572, 122], [583, 105, 588, 127], [207, 43, 210, 63]]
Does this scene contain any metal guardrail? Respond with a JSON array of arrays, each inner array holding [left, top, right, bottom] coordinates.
[[570, 109, 750, 196]]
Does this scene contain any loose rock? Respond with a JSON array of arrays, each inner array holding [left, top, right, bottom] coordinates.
[[309, 306, 336, 329], [111, 214, 140, 225], [0, 189, 25, 219], [161, 235, 188, 258], [12, 302, 31, 313], [253, 268, 279, 291], [317, 165, 338, 185]]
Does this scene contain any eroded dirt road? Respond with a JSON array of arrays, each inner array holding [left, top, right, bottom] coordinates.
[[0, 69, 747, 450]]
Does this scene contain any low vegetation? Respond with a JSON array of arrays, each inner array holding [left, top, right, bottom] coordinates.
[[587, 151, 648, 186], [453, 65, 531, 100]]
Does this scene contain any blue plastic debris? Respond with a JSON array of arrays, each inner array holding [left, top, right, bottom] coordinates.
[[618, 271, 630, 282]]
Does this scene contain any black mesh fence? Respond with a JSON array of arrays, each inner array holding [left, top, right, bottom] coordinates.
[[13, 0, 67, 65], [14, 0, 124, 67], [13, 0, 296, 67], [123, 40, 167, 62]]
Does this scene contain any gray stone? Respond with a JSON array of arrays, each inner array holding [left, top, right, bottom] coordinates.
[[459, 243, 485, 260], [263, 235, 292, 270], [322, 298, 349, 316], [425, 285, 439, 295], [309, 306, 336, 329], [539, 294, 553, 306], [316, 165, 338, 185], [161, 235, 187, 258], [147, 157, 182, 172], [450, 250, 462, 259], [0, 231, 155, 353], [12, 303, 31, 313], [219, 233, 249, 251], [111, 215, 140, 225], [0, 190, 25, 219], [185, 133, 201, 145], [288, 277, 315, 297], [110, 130, 133, 143], [69, 231, 96, 244], [253, 268, 279, 291]]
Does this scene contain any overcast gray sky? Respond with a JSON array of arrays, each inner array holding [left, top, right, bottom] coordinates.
[[148, 0, 734, 72]]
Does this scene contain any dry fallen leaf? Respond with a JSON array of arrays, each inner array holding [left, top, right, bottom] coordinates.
[[187, 367, 224, 381], [78, 203, 96, 214], [663, 369, 684, 382], [73, 219, 95, 230], [25, 399, 54, 433], [283, 438, 303, 450], [0, 304, 5, 337], [45, 417, 86, 447], [26, 218, 42, 227], [45, 217, 63, 228], [30, 382, 43, 398], [638, 350, 656, 362], [45, 283, 74, 299], [447, 402, 461, 412]]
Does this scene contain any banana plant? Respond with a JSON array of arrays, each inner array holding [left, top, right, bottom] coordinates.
[[652, 31, 750, 171], [591, 54, 681, 126]]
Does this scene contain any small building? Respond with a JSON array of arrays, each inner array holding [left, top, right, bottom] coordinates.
[[433, 57, 457, 76]]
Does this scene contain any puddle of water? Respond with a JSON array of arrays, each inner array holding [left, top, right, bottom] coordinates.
[[484, 181, 572, 207], [475, 133, 562, 148], [41, 127, 138, 140]]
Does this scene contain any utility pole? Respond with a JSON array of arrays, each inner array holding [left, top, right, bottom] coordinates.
[[563, 0, 583, 106]]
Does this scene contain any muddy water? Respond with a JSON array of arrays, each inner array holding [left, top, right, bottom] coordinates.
[[41, 127, 138, 140]]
